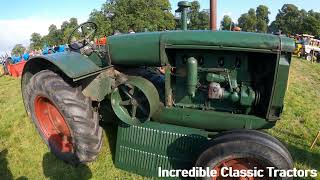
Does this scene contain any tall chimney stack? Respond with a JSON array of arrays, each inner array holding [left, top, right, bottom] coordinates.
[[210, 0, 217, 31]]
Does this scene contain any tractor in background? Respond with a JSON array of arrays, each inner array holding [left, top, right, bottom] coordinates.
[[294, 34, 320, 62], [21, 1, 295, 179]]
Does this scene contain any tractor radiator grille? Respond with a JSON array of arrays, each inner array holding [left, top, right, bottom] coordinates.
[[114, 122, 208, 178]]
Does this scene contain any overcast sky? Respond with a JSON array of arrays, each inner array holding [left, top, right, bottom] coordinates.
[[1, 0, 319, 56]]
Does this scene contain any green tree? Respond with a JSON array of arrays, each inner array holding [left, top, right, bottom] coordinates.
[[45, 24, 64, 46], [268, 21, 277, 33], [60, 18, 79, 43], [48, 24, 58, 33], [11, 44, 26, 56], [256, 19, 268, 33], [101, 0, 175, 32], [89, 9, 112, 36], [188, 1, 209, 30], [271, 4, 302, 34], [61, 21, 70, 32], [198, 10, 210, 29], [301, 15, 320, 36], [30, 33, 43, 50], [256, 5, 270, 33], [256, 5, 270, 24], [69, 17, 78, 28], [238, 8, 257, 32], [189, 1, 200, 29], [221, 15, 232, 30]]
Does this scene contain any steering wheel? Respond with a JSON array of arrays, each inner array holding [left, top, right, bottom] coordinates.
[[68, 22, 98, 50]]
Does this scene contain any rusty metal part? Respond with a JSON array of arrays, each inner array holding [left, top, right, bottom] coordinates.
[[210, 0, 217, 31]]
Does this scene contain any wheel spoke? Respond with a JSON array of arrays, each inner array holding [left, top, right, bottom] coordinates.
[[120, 100, 131, 106], [81, 26, 85, 38], [131, 105, 137, 118], [85, 30, 95, 39], [137, 104, 148, 116], [120, 86, 133, 99], [129, 86, 135, 95], [136, 96, 147, 103]]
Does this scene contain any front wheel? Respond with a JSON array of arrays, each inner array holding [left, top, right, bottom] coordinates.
[[306, 54, 312, 61], [196, 130, 293, 180], [24, 70, 103, 164]]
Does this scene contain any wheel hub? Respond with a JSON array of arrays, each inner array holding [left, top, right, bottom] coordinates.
[[111, 76, 160, 126], [212, 158, 265, 180], [34, 96, 73, 153]]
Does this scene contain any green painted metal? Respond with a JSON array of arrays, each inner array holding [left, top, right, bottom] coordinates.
[[206, 73, 227, 83], [87, 51, 108, 67], [82, 69, 114, 102], [223, 91, 240, 103], [267, 53, 291, 120], [115, 121, 209, 177], [161, 31, 294, 53], [107, 31, 295, 66], [152, 107, 275, 131], [111, 76, 160, 125], [176, 1, 191, 30], [21, 2, 295, 176], [23, 30, 293, 131], [186, 57, 198, 98], [174, 51, 254, 114], [25, 52, 102, 79], [107, 33, 161, 66], [240, 86, 255, 106], [165, 66, 173, 106]]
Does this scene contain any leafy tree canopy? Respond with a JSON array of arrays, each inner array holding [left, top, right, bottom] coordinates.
[[221, 15, 232, 30], [11, 44, 26, 56]]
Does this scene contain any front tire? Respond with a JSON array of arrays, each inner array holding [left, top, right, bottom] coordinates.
[[306, 54, 312, 61], [25, 70, 103, 164], [196, 130, 293, 180]]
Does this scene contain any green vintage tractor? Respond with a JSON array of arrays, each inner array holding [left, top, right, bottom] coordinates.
[[21, 2, 295, 179]]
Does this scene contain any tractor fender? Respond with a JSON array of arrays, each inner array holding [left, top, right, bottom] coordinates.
[[22, 52, 102, 80]]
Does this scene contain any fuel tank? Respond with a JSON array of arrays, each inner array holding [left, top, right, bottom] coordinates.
[[107, 31, 295, 66]]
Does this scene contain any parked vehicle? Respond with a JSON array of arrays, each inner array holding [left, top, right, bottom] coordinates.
[[295, 34, 320, 62], [21, 2, 295, 179]]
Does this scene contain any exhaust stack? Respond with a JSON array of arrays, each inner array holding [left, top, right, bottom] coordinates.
[[210, 0, 217, 31], [176, 1, 191, 30]]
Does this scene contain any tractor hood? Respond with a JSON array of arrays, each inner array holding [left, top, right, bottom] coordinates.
[[107, 31, 295, 66]]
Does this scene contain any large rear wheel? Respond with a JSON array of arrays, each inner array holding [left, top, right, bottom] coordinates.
[[25, 70, 103, 164], [196, 130, 293, 180]]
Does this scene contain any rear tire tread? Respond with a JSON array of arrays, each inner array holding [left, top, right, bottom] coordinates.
[[26, 70, 103, 164]]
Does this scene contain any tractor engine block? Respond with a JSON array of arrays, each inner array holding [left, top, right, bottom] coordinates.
[[169, 49, 282, 118]]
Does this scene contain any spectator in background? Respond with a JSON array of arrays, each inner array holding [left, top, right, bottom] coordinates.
[[129, 28, 135, 34], [113, 30, 121, 35], [22, 50, 30, 61], [11, 55, 21, 64]]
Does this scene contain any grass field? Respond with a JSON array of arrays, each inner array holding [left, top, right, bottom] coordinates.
[[1, 57, 320, 179]]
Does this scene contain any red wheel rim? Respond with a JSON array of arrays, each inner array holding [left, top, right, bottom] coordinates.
[[212, 158, 265, 180], [34, 96, 73, 153]]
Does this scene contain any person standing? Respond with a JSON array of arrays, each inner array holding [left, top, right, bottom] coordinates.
[[128, 28, 135, 34]]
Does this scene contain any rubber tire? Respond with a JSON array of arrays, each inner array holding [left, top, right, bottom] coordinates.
[[211, 129, 292, 161], [306, 54, 312, 61], [196, 130, 293, 180], [25, 70, 103, 164]]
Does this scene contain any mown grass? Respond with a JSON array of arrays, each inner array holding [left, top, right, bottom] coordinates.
[[268, 58, 320, 180], [0, 77, 142, 179], [0, 57, 320, 179]]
